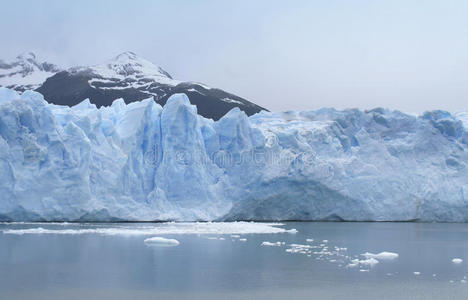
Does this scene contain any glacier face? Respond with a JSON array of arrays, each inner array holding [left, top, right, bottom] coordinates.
[[0, 87, 468, 222]]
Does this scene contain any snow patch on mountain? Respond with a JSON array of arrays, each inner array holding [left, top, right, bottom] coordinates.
[[78, 51, 180, 89], [0, 52, 61, 91]]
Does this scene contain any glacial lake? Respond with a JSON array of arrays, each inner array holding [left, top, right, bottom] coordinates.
[[0, 222, 467, 299]]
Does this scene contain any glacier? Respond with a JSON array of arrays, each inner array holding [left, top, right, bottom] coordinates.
[[0, 87, 468, 222]]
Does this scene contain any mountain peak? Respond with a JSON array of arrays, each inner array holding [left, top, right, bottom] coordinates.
[[16, 52, 37, 62], [114, 51, 138, 62], [1, 51, 266, 120], [0, 52, 61, 92], [89, 51, 174, 82]]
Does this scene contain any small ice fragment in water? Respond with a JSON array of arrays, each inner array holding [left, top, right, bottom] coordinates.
[[361, 252, 399, 261], [287, 228, 298, 234], [452, 258, 463, 264], [261, 241, 282, 247], [144, 237, 179, 246], [306, 239, 314, 243], [413, 272, 420, 275], [231, 235, 240, 238], [322, 240, 328, 243], [218, 237, 225, 240], [347, 258, 379, 268], [239, 238, 247, 242], [358, 258, 379, 267]]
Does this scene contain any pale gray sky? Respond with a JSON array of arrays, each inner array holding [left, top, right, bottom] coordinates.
[[1, 0, 468, 112]]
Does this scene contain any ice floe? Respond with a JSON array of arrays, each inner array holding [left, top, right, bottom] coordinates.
[[361, 251, 399, 261], [347, 258, 379, 268], [452, 258, 463, 264], [144, 237, 179, 246], [261, 241, 284, 247], [1, 222, 294, 236]]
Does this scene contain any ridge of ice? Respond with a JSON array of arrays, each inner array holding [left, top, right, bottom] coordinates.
[[1, 88, 468, 222]]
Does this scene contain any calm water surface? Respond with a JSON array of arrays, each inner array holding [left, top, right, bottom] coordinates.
[[0, 222, 467, 299]]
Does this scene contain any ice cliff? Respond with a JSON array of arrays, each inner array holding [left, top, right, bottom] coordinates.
[[0, 87, 467, 222]]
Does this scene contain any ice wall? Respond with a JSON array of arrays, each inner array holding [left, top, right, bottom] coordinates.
[[0, 87, 467, 222]]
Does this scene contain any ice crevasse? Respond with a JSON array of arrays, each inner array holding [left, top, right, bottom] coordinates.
[[0, 87, 468, 222]]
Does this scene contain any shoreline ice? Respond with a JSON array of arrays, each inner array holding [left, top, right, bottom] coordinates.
[[0, 222, 295, 235]]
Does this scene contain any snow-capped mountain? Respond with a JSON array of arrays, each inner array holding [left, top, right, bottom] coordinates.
[[0, 51, 266, 120], [0, 52, 61, 92], [35, 51, 265, 120]]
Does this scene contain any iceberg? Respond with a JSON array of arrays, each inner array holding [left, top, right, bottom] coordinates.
[[361, 252, 399, 260], [143, 237, 180, 246], [452, 258, 463, 264], [1, 87, 468, 222]]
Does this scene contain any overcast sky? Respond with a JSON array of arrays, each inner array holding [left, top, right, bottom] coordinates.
[[1, 0, 468, 113]]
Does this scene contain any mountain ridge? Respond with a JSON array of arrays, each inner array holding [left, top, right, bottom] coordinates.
[[0, 51, 266, 120]]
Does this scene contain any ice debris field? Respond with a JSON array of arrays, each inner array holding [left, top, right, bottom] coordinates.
[[1, 221, 466, 284], [1, 87, 468, 221]]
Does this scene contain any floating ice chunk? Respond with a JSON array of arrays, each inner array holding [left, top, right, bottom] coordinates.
[[413, 272, 421, 275], [231, 235, 241, 238], [144, 237, 179, 246], [261, 241, 283, 247], [361, 251, 399, 261], [452, 258, 463, 264], [239, 238, 247, 242], [286, 243, 314, 254], [360, 258, 380, 267], [306, 239, 314, 242], [287, 229, 298, 234], [322, 240, 328, 243], [348, 258, 379, 268]]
